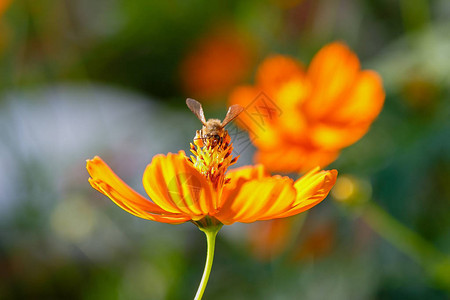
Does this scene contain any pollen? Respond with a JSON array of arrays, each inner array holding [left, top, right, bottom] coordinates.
[[189, 130, 238, 189]]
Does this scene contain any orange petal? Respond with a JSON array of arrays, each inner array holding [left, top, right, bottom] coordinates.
[[225, 164, 269, 186], [218, 164, 268, 207], [229, 85, 260, 108], [272, 77, 310, 138], [256, 55, 305, 94], [229, 86, 262, 133], [255, 147, 339, 173], [216, 176, 297, 225], [276, 168, 337, 218], [229, 85, 272, 130], [327, 70, 385, 125], [143, 151, 215, 220], [229, 86, 284, 150], [86, 157, 190, 224], [305, 42, 361, 119], [309, 71, 385, 150], [251, 125, 284, 150], [309, 123, 371, 150]]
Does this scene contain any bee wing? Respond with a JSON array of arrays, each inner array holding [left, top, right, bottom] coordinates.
[[186, 98, 207, 125], [222, 104, 244, 127]]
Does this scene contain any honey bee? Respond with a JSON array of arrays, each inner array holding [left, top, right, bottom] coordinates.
[[186, 98, 244, 148]]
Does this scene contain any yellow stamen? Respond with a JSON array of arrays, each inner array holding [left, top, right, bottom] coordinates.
[[189, 130, 237, 191]]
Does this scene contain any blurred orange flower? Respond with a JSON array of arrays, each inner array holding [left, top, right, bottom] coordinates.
[[229, 42, 385, 172], [87, 135, 337, 226], [0, 0, 10, 16], [249, 216, 298, 260], [180, 26, 254, 101], [292, 220, 337, 261], [0, 0, 11, 53], [249, 217, 336, 261]]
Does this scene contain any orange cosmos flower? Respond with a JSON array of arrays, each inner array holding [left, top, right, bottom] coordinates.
[[87, 134, 337, 227], [229, 42, 385, 172], [87, 100, 337, 299]]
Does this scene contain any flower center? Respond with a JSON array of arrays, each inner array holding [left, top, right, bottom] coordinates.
[[188, 129, 238, 190]]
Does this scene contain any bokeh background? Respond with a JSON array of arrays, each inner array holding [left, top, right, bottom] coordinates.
[[0, 0, 449, 299]]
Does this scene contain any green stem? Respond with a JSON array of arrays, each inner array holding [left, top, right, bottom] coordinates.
[[194, 224, 222, 300], [362, 201, 446, 272]]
